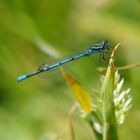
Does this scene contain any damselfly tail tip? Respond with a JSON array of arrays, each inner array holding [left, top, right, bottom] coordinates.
[[17, 75, 27, 82]]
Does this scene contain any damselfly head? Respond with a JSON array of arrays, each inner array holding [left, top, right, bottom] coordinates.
[[102, 40, 109, 50]]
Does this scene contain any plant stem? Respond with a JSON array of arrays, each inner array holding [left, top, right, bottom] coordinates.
[[101, 44, 120, 140]]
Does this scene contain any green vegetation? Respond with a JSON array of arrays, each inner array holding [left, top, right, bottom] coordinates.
[[0, 0, 140, 140]]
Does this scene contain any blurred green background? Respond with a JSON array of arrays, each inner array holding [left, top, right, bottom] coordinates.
[[0, 0, 140, 140]]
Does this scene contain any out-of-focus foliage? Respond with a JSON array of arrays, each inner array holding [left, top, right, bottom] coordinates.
[[61, 68, 93, 114], [0, 0, 140, 140]]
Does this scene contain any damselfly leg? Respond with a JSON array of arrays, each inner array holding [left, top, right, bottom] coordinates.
[[99, 49, 111, 62]]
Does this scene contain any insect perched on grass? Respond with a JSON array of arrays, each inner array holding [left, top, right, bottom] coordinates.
[[17, 40, 110, 82]]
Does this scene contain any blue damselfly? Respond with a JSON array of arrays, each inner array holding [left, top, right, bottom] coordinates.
[[17, 40, 109, 82]]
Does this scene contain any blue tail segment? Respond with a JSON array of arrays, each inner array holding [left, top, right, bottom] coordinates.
[[17, 75, 27, 82], [17, 40, 109, 82]]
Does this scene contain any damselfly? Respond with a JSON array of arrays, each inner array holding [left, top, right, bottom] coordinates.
[[17, 40, 109, 82]]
